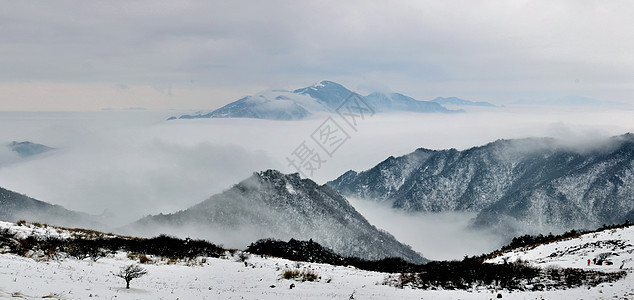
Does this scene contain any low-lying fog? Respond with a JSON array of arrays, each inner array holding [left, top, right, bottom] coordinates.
[[347, 197, 504, 261], [1, 106, 633, 260]]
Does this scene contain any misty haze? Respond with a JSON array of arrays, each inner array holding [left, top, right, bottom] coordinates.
[[2, 107, 633, 249], [3, 1, 634, 299]]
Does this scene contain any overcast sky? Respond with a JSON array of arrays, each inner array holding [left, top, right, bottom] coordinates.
[[2, 1, 634, 110]]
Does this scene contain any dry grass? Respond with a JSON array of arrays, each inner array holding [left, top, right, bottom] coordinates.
[[281, 269, 319, 282]]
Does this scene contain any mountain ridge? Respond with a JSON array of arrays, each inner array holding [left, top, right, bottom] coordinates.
[[8, 141, 55, 158], [129, 169, 426, 263], [0, 186, 104, 229], [328, 133, 634, 237], [169, 81, 462, 120], [431, 96, 497, 107]]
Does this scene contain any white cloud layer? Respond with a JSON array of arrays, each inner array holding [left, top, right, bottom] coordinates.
[[0, 107, 633, 257], [1, 106, 633, 225], [347, 197, 504, 261]]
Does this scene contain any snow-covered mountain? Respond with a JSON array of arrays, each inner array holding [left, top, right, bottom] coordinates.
[[364, 92, 454, 113], [169, 81, 459, 120], [292, 80, 354, 110], [129, 169, 425, 263], [328, 133, 634, 237], [431, 96, 497, 107], [0, 186, 103, 229], [174, 90, 319, 120]]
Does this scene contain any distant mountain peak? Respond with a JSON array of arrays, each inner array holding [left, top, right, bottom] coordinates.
[[311, 80, 342, 88], [312, 82, 326, 88], [431, 97, 497, 107], [294, 80, 347, 92], [169, 81, 461, 120], [307, 80, 338, 89], [256, 168, 284, 177], [8, 141, 55, 158], [255, 169, 300, 181], [252, 170, 305, 193]]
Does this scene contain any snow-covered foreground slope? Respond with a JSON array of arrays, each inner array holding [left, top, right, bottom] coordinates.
[[0, 221, 424, 299], [1, 251, 409, 300], [487, 225, 634, 270], [485, 224, 634, 298], [1, 221, 634, 299]]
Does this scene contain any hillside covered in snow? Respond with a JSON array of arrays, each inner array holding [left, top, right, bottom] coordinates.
[[2, 220, 634, 299], [329, 133, 634, 237], [0, 186, 103, 230], [129, 170, 425, 263]]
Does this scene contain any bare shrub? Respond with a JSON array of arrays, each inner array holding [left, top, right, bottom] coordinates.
[[139, 254, 152, 264], [237, 252, 250, 262], [114, 264, 148, 289], [282, 269, 301, 280], [281, 269, 319, 282]]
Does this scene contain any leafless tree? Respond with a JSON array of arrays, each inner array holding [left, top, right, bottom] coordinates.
[[114, 264, 148, 289]]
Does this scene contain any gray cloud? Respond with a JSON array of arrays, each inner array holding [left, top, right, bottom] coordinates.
[[2, 1, 634, 110]]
